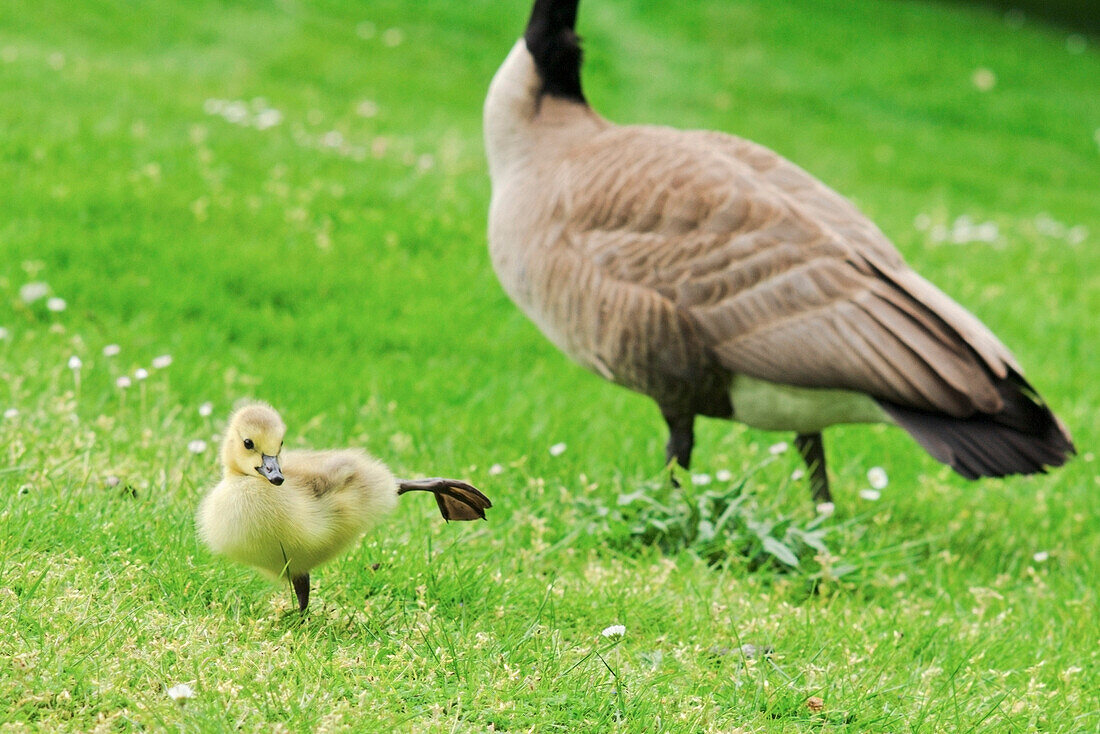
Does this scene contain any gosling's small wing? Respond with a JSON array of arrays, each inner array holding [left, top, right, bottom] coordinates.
[[397, 478, 492, 521], [279, 451, 344, 497], [556, 124, 1020, 417], [282, 449, 389, 499]]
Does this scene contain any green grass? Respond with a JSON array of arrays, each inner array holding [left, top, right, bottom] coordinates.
[[1, 0, 1098, 730]]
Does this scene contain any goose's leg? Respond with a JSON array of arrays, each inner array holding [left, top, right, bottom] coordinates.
[[663, 412, 695, 486], [292, 574, 310, 611], [664, 413, 695, 469], [794, 432, 831, 503]]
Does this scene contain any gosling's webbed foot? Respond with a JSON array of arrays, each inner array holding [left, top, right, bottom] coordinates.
[[397, 477, 493, 521], [292, 574, 310, 611]]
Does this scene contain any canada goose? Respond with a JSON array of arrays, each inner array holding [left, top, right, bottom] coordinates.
[[484, 0, 1074, 501], [197, 403, 491, 610]]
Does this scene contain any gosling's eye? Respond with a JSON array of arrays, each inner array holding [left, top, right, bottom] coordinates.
[[243, 438, 255, 450]]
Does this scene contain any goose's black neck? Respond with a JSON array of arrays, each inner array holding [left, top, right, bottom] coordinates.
[[524, 0, 586, 103]]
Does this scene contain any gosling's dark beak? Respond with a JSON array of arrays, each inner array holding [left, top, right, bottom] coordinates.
[[257, 454, 284, 486]]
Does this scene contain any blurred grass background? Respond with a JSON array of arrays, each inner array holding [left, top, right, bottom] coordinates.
[[1, 0, 1097, 730], [957, 0, 1100, 31]]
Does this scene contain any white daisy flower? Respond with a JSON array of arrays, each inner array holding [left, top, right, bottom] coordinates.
[[134, 368, 149, 381], [198, 402, 214, 417], [549, 442, 567, 457], [67, 355, 82, 370], [816, 502, 835, 517], [151, 354, 172, 369], [0, 327, 9, 340], [715, 469, 733, 482], [690, 473, 712, 486], [223, 101, 248, 124], [488, 463, 504, 476], [1035, 213, 1065, 237], [3, 408, 18, 419], [867, 467, 888, 490], [102, 344, 121, 357], [382, 28, 404, 47], [769, 441, 789, 455], [254, 108, 282, 130], [188, 439, 208, 454], [1032, 551, 1049, 563], [859, 489, 881, 501], [356, 99, 379, 118], [971, 67, 996, 91], [19, 282, 49, 303], [116, 376, 132, 389], [46, 297, 67, 312], [601, 624, 626, 639], [166, 683, 195, 701]]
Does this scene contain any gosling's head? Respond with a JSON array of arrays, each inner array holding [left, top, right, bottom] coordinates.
[[222, 402, 286, 485]]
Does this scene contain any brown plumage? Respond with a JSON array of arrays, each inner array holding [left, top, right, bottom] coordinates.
[[484, 0, 1074, 500]]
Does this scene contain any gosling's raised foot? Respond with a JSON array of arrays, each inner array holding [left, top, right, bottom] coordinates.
[[397, 478, 492, 521]]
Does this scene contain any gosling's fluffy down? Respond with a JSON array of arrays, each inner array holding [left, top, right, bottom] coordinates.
[[197, 402, 491, 610]]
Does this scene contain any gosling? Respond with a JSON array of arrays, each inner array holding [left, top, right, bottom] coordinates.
[[197, 402, 492, 610]]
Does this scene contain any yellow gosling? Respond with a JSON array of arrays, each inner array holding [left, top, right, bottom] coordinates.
[[197, 402, 491, 610]]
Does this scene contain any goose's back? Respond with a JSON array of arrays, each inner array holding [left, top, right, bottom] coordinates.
[[489, 122, 1020, 418]]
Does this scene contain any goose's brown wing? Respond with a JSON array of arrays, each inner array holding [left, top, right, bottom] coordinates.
[[557, 125, 1019, 417]]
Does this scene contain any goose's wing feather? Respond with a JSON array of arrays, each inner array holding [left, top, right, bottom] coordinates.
[[558, 125, 1018, 416]]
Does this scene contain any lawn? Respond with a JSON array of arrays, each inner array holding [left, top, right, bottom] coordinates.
[[1, 0, 1097, 731]]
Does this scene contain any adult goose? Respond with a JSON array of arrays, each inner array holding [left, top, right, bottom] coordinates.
[[483, 0, 1074, 501]]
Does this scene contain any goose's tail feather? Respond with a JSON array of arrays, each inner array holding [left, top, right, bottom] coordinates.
[[877, 372, 1075, 479]]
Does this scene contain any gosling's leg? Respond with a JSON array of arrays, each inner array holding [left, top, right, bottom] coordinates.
[[794, 432, 831, 504], [397, 478, 492, 521], [292, 574, 310, 611], [663, 412, 695, 487]]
